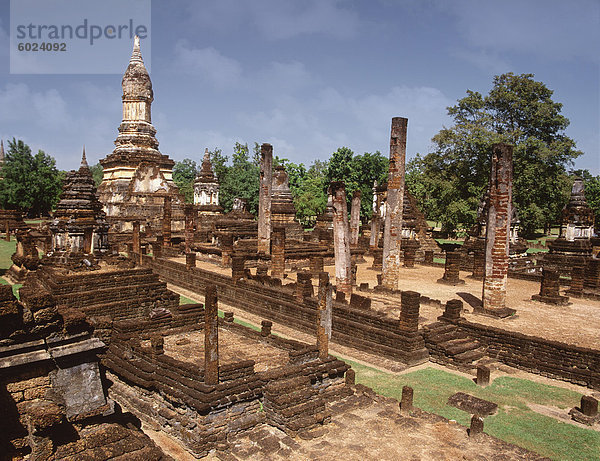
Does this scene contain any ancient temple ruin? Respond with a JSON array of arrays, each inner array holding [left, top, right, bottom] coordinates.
[[194, 148, 222, 214], [97, 36, 184, 242], [49, 149, 109, 260], [544, 177, 595, 275]]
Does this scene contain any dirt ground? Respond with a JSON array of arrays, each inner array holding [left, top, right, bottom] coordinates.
[[205, 390, 547, 461], [164, 329, 289, 372]]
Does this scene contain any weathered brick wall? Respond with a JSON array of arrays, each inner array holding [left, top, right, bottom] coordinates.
[[449, 318, 600, 389], [37, 267, 179, 321], [104, 318, 350, 457], [145, 256, 426, 364]]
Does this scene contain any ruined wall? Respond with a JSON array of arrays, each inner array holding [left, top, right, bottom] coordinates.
[[144, 256, 426, 364], [104, 318, 350, 457], [434, 317, 600, 389]]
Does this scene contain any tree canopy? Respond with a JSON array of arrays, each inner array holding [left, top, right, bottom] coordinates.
[[172, 158, 198, 203], [407, 73, 582, 235], [0, 138, 63, 217]]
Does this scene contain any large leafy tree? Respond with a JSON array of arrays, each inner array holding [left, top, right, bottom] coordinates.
[[217, 142, 260, 214], [0, 138, 63, 217], [409, 73, 581, 235], [326, 147, 388, 221], [173, 158, 198, 203], [89, 163, 104, 187], [572, 169, 600, 228]]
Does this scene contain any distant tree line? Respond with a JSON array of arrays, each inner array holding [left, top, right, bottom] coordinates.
[[2, 74, 598, 234]]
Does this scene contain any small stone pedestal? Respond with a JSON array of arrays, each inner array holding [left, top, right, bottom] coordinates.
[[261, 320, 272, 337], [403, 240, 419, 268], [438, 299, 463, 322], [437, 251, 465, 285], [231, 254, 246, 283], [424, 250, 434, 264], [532, 268, 569, 305], [567, 265, 584, 296], [371, 248, 383, 270], [295, 271, 314, 302], [569, 395, 599, 426], [185, 252, 196, 270], [399, 386, 414, 415], [471, 242, 485, 280], [309, 255, 324, 275], [469, 415, 484, 438], [476, 365, 490, 386]]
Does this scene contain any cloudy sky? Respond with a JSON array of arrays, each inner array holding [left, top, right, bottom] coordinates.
[[0, 0, 598, 174]]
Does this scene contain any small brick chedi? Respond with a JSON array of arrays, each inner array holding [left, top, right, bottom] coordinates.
[[97, 36, 184, 238], [544, 177, 595, 275], [194, 148, 222, 214], [49, 149, 109, 259]]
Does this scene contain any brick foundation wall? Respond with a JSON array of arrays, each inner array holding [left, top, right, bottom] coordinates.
[[145, 256, 426, 364]]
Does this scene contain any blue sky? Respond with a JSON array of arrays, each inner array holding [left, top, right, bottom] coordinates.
[[0, 0, 598, 174]]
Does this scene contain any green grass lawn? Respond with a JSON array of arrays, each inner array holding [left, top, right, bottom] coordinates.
[[346, 360, 599, 461]]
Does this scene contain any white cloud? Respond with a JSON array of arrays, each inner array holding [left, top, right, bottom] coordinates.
[[185, 0, 360, 40], [173, 40, 243, 89], [451, 49, 512, 75], [449, 0, 599, 63], [0, 83, 72, 130]]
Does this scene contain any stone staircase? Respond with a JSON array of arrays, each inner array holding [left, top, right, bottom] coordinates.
[[423, 321, 486, 371]]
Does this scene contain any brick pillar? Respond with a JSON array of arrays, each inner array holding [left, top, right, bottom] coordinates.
[[152, 238, 162, 258], [258, 143, 273, 255], [184, 204, 195, 253], [185, 252, 196, 270], [400, 386, 414, 415], [381, 117, 408, 290], [477, 365, 490, 386], [317, 272, 333, 360], [532, 267, 569, 305], [584, 258, 600, 290], [581, 395, 598, 417], [271, 227, 285, 279], [309, 255, 324, 276], [440, 299, 463, 321], [132, 220, 141, 256], [437, 251, 464, 285], [371, 248, 383, 270], [399, 290, 420, 333], [261, 320, 272, 337], [482, 143, 513, 313], [231, 254, 246, 283], [369, 182, 383, 250], [569, 265, 584, 296], [295, 271, 313, 302], [330, 181, 352, 298], [204, 285, 219, 385], [472, 244, 486, 280], [424, 250, 434, 264], [256, 262, 269, 279], [469, 415, 484, 438], [403, 240, 418, 268], [162, 196, 172, 247], [220, 233, 233, 267], [349, 190, 361, 246]]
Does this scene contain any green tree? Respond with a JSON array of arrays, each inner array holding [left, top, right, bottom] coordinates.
[[413, 73, 581, 235], [572, 169, 600, 228], [218, 143, 260, 214], [0, 138, 63, 217], [89, 163, 103, 187], [325, 147, 388, 221], [173, 159, 198, 203]]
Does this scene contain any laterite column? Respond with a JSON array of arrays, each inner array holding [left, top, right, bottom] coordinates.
[[330, 181, 352, 298], [258, 143, 273, 255], [204, 285, 219, 385], [382, 117, 408, 290]]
